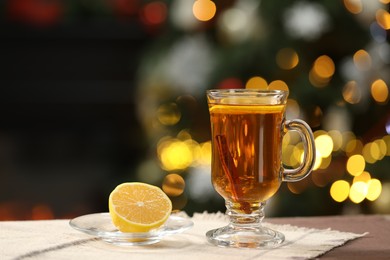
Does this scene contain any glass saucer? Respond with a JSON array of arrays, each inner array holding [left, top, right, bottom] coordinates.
[[69, 213, 193, 246]]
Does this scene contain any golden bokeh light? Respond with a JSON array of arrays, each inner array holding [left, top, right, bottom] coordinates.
[[383, 135, 390, 156], [376, 9, 390, 30], [315, 134, 334, 158], [309, 69, 329, 87], [379, 0, 390, 4], [246, 76, 268, 89], [282, 144, 296, 167], [162, 173, 185, 197], [193, 0, 217, 22], [313, 130, 327, 139], [313, 55, 335, 79], [349, 181, 367, 204], [276, 48, 299, 70], [158, 138, 193, 171], [283, 137, 308, 169], [353, 49, 372, 71], [353, 171, 371, 183], [346, 154, 365, 176], [374, 139, 387, 160], [157, 103, 181, 125], [177, 129, 192, 140], [362, 142, 381, 164], [330, 180, 350, 203], [286, 131, 302, 145], [293, 143, 305, 165], [319, 155, 332, 169], [343, 0, 362, 14], [157, 134, 212, 171], [345, 138, 364, 157], [309, 55, 335, 88], [371, 79, 389, 104], [268, 80, 289, 91], [312, 150, 323, 171], [342, 81, 361, 104], [366, 179, 382, 201], [198, 141, 212, 165]]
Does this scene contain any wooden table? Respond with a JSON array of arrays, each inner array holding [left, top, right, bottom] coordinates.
[[269, 215, 390, 259]]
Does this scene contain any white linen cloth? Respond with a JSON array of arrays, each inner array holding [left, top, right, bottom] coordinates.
[[0, 212, 367, 260]]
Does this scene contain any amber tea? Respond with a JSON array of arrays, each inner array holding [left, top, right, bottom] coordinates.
[[209, 104, 285, 213]]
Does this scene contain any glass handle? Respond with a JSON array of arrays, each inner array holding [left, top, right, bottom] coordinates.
[[282, 119, 316, 182]]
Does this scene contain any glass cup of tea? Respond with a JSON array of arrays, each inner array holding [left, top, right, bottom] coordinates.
[[206, 89, 316, 248]]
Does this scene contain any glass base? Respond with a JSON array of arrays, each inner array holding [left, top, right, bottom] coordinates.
[[206, 224, 285, 248]]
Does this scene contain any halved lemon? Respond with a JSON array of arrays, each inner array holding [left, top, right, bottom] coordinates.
[[108, 182, 172, 233]]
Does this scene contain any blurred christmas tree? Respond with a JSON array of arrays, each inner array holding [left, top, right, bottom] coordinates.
[[3, 0, 388, 217], [135, 0, 390, 216]]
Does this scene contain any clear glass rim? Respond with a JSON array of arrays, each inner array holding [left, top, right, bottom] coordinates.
[[206, 89, 288, 96]]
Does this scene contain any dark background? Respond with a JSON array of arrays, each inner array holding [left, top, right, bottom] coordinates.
[[0, 2, 151, 219]]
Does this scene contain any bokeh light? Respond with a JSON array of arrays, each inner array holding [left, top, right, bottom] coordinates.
[[162, 173, 185, 197], [282, 144, 296, 167], [141, 1, 168, 26], [353, 49, 372, 71], [353, 171, 371, 183], [315, 133, 334, 158], [376, 9, 390, 30], [345, 138, 364, 157], [374, 139, 387, 160], [157, 131, 212, 172], [371, 79, 389, 104], [246, 76, 268, 89], [157, 103, 181, 125], [313, 55, 335, 78], [217, 3, 258, 44], [342, 81, 361, 104], [312, 150, 323, 171], [158, 138, 193, 171], [383, 135, 390, 155], [366, 179, 382, 201], [330, 180, 350, 203], [198, 141, 212, 165], [343, 0, 363, 15], [193, 0, 217, 22], [218, 77, 244, 89], [346, 154, 365, 176], [276, 48, 299, 70], [268, 80, 289, 91], [310, 55, 335, 87], [362, 141, 384, 164], [349, 181, 367, 204]]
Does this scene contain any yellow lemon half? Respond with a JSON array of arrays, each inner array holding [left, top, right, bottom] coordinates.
[[109, 182, 172, 233]]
